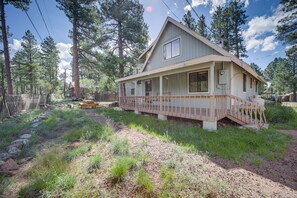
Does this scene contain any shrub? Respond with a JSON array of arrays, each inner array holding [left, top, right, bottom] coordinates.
[[136, 169, 154, 193], [110, 156, 137, 181], [112, 138, 129, 155], [265, 104, 297, 123], [64, 143, 92, 161], [87, 154, 103, 173]]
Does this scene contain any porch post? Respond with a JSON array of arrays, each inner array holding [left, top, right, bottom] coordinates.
[[158, 75, 167, 120], [134, 81, 141, 115], [203, 62, 217, 131], [118, 83, 121, 108]]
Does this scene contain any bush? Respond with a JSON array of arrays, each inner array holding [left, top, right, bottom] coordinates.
[[64, 143, 92, 161], [110, 156, 137, 181], [112, 138, 129, 155], [136, 169, 154, 193], [87, 154, 103, 172], [265, 104, 297, 123]]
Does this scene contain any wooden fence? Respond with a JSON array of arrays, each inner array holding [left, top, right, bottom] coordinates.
[[0, 94, 48, 120], [94, 92, 118, 101]]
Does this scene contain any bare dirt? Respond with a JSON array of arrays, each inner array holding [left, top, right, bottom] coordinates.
[[84, 110, 297, 197]]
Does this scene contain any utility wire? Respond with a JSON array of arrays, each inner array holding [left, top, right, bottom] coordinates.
[[185, 0, 215, 35], [20, 3, 43, 41], [41, 0, 54, 36], [161, 0, 181, 22], [35, 0, 51, 36]]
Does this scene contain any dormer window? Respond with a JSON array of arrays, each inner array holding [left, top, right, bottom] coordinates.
[[163, 38, 180, 60]]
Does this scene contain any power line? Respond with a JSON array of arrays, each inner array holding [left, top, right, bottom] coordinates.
[[35, 0, 51, 37], [161, 0, 181, 22], [20, 3, 43, 41], [185, 0, 215, 35], [41, 0, 54, 36]]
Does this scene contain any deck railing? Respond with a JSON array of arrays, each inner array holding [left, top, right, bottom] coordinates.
[[119, 94, 266, 125]]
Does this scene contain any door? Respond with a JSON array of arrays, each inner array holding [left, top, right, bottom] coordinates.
[[145, 80, 152, 96]]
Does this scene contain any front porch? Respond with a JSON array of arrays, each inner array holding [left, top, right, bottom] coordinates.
[[119, 94, 266, 130]]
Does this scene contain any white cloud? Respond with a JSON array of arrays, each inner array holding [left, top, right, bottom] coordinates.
[[56, 42, 72, 61], [261, 35, 278, 51], [243, 5, 286, 52], [9, 39, 22, 51], [174, 2, 178, 8], [184, 0, 248, 13]]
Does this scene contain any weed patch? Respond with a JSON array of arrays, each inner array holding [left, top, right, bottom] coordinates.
[[135, 169, 154, 193], [87, 154, 103, 173], [112, 138, 129, 155], [64, 143, 92, 161]]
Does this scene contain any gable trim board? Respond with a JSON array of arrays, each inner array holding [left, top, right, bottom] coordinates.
[[116, 55, 229, 82], [136, 17, 265, 83]]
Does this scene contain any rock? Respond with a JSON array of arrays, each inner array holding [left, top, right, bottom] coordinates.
[[39, 115, 48, 120], [31, 122, 41, 128], [30, 129, 37, 134], [0, 159, 19, 172], [7, 146, 21, 156], [20, 134, 32, 139], [20, 128, 31, 135], [67, 104, 74, 108], [11, 139, 29, 147], [0, 152, 10, 161], [0, 160, 5, 166], [18, 157, 33, 164]]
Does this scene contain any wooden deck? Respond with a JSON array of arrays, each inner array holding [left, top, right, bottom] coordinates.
[[119, 94, 267, 125]]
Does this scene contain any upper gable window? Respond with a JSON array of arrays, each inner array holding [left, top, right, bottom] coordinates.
[[163, 38, 180, 60]]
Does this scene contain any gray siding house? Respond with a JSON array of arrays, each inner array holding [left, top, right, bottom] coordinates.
[[116, 17, 266, 130]]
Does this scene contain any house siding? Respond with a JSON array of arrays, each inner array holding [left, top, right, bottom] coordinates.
[[144, 23, 220, 72]]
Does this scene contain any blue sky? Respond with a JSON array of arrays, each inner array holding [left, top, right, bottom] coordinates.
[[7, 0, 287, 73]]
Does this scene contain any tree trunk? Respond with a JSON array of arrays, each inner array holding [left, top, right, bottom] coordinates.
[[118, 22, 124, 78], [0, 0, 13, 94], [72, 13, 81, 99], [72, 15, 80, 99]]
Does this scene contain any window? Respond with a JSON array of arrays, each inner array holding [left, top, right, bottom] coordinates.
[[243, 73, 246, 92], [255, 81, 258, 92], [189, 71, 208, 93], [145, 80, 152, 96], [131, 88, 135, 95], [163, 38, 180, 60], [250, 78, 253, 88]]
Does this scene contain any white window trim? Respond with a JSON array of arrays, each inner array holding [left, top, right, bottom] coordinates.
[[162, 36, 181, 61], [187, 69, 210, 95]]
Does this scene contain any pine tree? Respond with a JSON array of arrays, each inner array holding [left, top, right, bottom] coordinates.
[[56, 0, 97, 99], [250, 63, 263, 76], [228, 1, 248, 58], [196, 14, 209, 38], [99, 0, 149, 78], [182, 10, 196, 31], [211, 6, 225, 46], [0, 0, 30, 94], [40, 36, 60, 94], [276, 0, 297, 49], [12, 30, 41, 94], [264, 58, 285, 81]]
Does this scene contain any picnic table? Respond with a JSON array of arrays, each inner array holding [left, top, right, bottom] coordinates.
[[79, 100, 99, 109]]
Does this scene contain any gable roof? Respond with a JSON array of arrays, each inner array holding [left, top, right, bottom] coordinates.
[[140, 17, 265, 83]]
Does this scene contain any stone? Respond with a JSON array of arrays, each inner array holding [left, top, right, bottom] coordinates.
[[20, 134, 32, 139], [31, 122, 41, 128], [11, 139, 29, 146], [0, 158, 19, 172], [0, 160, 5, 166], [18, 157, 33, 164], [203, 121, 217, 131], [30, 129, 37, 134], [39, 115, 48, 120], [7, 146, 21, 156], [0, 152, 10, 161]]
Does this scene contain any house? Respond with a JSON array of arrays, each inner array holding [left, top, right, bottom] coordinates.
[[116, 17, 266, 130]]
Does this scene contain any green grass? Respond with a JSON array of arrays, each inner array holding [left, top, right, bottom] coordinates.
[[64, 143, 92, 161], [96, 108, 291, 162], [87, 154, 103, 172], [0, 109, 42, 151], [265, 104, 297, 129], [135, 169, 154, 193], [19, 148, 76, 198], [111, 138, 129, 155], [110, 156, 137, 181]]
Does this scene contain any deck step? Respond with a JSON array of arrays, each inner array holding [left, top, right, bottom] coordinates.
[[226, 115, 247, 125]]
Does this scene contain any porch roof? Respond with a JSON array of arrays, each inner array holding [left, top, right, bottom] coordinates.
[[116, 55, 266, 83]]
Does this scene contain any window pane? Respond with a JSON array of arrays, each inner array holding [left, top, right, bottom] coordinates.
[[164, 43, 171, 59], [172, 39, 180, 57], [243, 74, 246, 92], [200, 72, 208, 92], [189, 73, 197, 92]]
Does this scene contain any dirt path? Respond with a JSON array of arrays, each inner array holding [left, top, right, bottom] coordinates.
[[85, 110, 297, 197]]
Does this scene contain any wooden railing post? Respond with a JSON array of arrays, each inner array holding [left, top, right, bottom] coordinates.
[[210, 95, 215, 120]]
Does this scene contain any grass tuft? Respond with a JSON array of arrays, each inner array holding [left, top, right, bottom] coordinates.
[[87, 154, 103, 173], [110, 156, 137, 181], [64, 143, 92, 161], [135, 169, 154, 193], [112, 138, 129, 155]]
